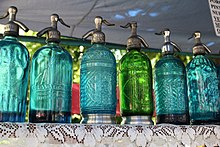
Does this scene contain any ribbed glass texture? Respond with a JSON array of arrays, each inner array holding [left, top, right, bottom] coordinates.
[[0, 36, 29, 122], [186, 55, 220, 124], [154, 55, 189, 124], [119, 49, 153, 116], [29, 42, 73, 123], [80, 44, 117, 115]]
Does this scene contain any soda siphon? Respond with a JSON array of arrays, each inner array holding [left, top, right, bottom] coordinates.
[[80, 16, 117, 124], [0, 6, 30, 122], [29, 14, 73, 123], [154, 29, 189, 125], [186, 31, 220, 125], [119, 22, 153, 124]]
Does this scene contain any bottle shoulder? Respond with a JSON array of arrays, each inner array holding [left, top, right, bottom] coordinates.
[[155, 55, 185, 69], [119, 50, 151, 70], [0, 39, 29, 52], [82, 44, 116, 62], [186, 55, 216, 70], [120, 50, 150, 62], [32, 44, 72, 62]]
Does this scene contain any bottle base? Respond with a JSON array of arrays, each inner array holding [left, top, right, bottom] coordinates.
[[156, 114, 190, 125], [190, 119, 220, 125], [122, 116, 153, 125], [0, 112, 25, 122], [29, 110, 71, 123], [81, 114, 116, 124]]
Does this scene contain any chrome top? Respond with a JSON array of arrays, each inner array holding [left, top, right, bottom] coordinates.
[[81, 114, 116, 124], [0, 6, 29, 36], [82, 16, 115, 44], [189, 31, 211, 55], [122, 116, 153, 125], [121, 21, 149, 50], [37, 14, 70, 43], [155, 28, 181, 55]]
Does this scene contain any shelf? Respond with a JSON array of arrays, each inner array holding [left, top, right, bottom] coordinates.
[[0, 123, 219, 146]]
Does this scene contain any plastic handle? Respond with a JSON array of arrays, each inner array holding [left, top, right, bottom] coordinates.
[[138, 35, 149, 48], [120, 22, 137, 36], [120, 21, 137, 28], [14, 20, 29, 32], [0, 6, 17, 20], [82, 29, 95, 40], [102, 19, 115, 26], [171, 41, 181, 52], [59, 18, 70, 28], [51, 14, 70, 28], [202, 43, 211, 54], [0, 11, 9, 19], [37, 27, 52, 37]]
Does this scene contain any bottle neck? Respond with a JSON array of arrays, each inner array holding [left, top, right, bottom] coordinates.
[[162, 52, 174, 56], [47, 41, 60, 46], [194, 54, 205, 58], [3, 35, 18, 41], [127, 47, 141, 52]]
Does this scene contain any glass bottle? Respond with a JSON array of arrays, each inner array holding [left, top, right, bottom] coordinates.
[[29, 14, 73, 123], [154, 29, 189, 125], [0, 6, 29, 122], [119, 22, 153, 124], [80, 16, 117, 124], [186, 31, 220, 125]]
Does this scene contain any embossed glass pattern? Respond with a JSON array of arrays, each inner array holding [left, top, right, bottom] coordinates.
[[186, 55, 220, 124], [0, 36, 29, 122], [119, 49, 153, 116], [29, 42, 73, 123], [80, 43, 117, 115], [154, 55, 189, 124]]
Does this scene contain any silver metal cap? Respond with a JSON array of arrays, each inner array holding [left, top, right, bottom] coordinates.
[[189, 31, 211, 55], [155, 28, 181, 55], [82, 16, 115, 44], [0, 6, 29, 36], [81, 114, 116, 124], [122, 116, 153, 125], [121, 21, 149, 50], [37, 14, 70, 43]]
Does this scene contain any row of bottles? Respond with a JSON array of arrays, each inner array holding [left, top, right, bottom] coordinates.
[[0, 6, 73, 123], [0, 6, 220, 125]]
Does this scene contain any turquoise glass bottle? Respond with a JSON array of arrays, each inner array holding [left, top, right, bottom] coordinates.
[[29, 14, 73, 123], [154, 29, 189, 125], [119, 22, 153, 124], [0, 6, 29, 122], [80, 16, 117, 124], [186, 31, 220, 125]]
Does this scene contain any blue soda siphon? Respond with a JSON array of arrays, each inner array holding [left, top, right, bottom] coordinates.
[[154, 29, 189, 125], [29, 14, 73, 123], [186, 31, 220, 125], [119, 22, 154, 125], [80, 16, 117, 124], [0, 6, 29, 122]]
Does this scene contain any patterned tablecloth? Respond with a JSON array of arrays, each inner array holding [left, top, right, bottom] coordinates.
[[0, 123, 219, 147]]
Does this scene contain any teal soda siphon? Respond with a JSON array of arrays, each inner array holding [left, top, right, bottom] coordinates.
[[80, 16, 117, 124], [154, 29, 189, 124], [0, 6, 29, 122], [119, 22, 153, 124], [29, 14, 73, 123], [186, 31, 220, 125]]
